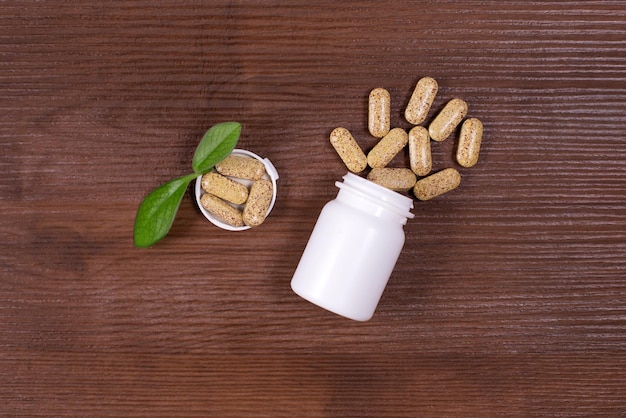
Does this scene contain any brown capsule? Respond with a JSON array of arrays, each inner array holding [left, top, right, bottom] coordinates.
[[456, 118, 483, 168], [428, 98, 468, 142], [200, 193, 244, 227], [368, 88, 391, 138], [201, 172, 249, 205], [329, 127, 368, 173], [367, 168, 417, 192], [367, 127, 408, 169], [408, 126, 432, 176], [413, 168, 461, 201], [405, 77, 438, 125], [243, 179, 273, 227], [216, 155, 266, 180]]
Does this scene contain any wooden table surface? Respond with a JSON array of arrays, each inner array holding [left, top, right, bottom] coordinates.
[[2, 1, 625, 416]]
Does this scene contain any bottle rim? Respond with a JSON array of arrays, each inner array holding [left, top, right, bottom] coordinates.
[[336, 172, 415, 220]]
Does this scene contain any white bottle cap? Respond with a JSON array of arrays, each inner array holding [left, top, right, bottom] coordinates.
[[194, 149, 279, 231]]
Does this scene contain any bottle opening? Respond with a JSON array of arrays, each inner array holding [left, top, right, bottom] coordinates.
[[336, 173, 415, 220]]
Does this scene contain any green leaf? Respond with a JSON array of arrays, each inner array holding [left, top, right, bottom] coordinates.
[[133, 173, 197, 248], [192, 121, 241, 174]]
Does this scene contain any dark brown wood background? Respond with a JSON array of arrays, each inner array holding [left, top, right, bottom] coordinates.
[[2, 1, 625, 416]]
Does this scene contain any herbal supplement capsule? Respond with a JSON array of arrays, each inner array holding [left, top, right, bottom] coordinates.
[[456, 117, 483, 168], [201, 171, 248, 205], [405, 77, 438, 125], [200, 193, 244, 227], [367, 168, 417, 192], [368, 87, 391, 138], [408, 126, 432, 176], [413, 168, 461, 201], [367, 127, 408, 169], [329, 127, 368, 173], [428, 98, 468, 142], [243, 179, 273, 227], [216, 155, 266, 180]]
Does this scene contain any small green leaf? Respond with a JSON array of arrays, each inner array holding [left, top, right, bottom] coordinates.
[[192, 121, 241, 174], [133, 173, 197, 248]]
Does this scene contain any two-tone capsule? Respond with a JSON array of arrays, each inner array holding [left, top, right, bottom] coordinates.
[[428, 98, 468, 142], [243, 179, 273, 227], [405, 77, 438, 125], [330, 127, 368, 173], [408, 126, 432, 176], [201, 172, 249, 205], [216, 155, 266, 180], [200, 193, 245, 227], [368, 88, 391, 138], [367, 127, 408, 168], [456, 117, 483, 168], [367, 168, 417, 192], [413, 168, 461, 201]]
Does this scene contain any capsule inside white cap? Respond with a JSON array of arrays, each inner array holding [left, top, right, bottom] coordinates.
[[194, 149, 279, 231]]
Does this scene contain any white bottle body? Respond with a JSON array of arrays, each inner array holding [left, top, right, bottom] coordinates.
[[291, 173, 414, 321]]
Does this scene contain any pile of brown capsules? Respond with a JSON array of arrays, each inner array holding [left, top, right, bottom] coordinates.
[[199, 155, 273, 227], [330, 77, 483, 200]]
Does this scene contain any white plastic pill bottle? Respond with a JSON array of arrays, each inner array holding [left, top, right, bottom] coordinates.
[[291, 173, 415, 321]]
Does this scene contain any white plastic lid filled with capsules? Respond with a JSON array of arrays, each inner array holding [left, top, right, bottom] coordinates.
[[194, 149, 279, 231]]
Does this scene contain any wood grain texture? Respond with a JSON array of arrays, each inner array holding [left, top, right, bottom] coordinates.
[[1, 1, 625, 416]]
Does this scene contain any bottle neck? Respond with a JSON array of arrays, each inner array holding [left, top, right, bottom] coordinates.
[[335, 173, 415, 225]]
